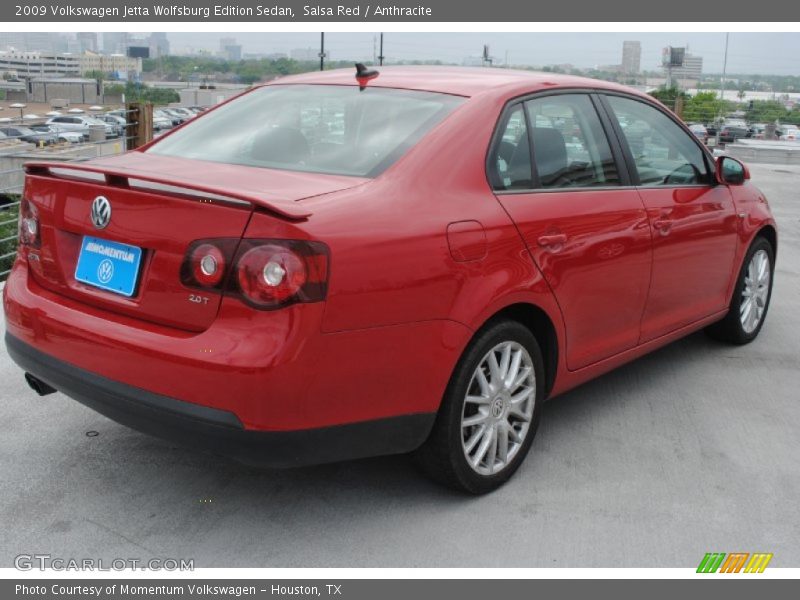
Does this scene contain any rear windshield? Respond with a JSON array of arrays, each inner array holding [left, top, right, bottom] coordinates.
[[148, 84, 464, 178]]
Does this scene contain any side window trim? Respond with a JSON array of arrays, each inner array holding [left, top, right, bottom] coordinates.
[[488, 88, 705, 194], [591, 93, 636, 186], [597, 91, 717, 189]]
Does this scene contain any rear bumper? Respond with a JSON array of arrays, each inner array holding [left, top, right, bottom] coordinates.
[[6, 333, 435, 468]]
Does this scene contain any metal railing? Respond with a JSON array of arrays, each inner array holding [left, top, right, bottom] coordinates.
[[0, 104, 159, 281]]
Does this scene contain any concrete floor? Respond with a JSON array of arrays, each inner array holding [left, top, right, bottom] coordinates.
[[0, 163, 798, 568]]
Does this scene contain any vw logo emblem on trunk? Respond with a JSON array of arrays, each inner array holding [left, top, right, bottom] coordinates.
[[91, 196, 111, 229]]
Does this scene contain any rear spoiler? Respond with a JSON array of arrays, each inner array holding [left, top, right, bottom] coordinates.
[[23, 161, 312, 221]]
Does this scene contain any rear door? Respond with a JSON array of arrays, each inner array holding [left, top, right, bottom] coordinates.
[[490, 92, 652, 370], [600, 94, 738, 342]]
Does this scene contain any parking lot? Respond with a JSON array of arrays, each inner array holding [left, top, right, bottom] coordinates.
[[0, 162, 798, 568]]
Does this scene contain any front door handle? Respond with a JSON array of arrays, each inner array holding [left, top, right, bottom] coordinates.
[[537, 233, 567, 247]]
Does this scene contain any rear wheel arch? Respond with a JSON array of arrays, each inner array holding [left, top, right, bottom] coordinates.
[[477, 303, 559, 399]]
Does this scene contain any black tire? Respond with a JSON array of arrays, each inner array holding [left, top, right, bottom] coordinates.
[[706, 235, 774, 344], [414, 319, 545, 494]]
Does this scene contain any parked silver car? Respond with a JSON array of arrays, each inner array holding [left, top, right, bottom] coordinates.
[[45, 115, 115, 140]]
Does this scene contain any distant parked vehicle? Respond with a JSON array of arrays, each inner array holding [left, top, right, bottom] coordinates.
[[0, 125, 58, 146], [719, 125, 750, 143], [151, 110, 174, 131], [46, 115, 115, 140], [780, 127, 800, 141], [30, 124, 84, 144], [168, 107, 196, 120], [93, 114, 125, 138], [154, 109, 181, 127], [688, 123, 709, 144], [161, 108, 192, 124]]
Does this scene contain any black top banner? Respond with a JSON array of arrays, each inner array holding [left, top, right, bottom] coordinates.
[[3, 0, 799, 22]]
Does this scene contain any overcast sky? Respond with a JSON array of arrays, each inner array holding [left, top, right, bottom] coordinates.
[[166, 32, 800, 74]]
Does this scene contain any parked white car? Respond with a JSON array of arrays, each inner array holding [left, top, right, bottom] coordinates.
[[46, 115, 115, 140], [780, 127, 799, 141]]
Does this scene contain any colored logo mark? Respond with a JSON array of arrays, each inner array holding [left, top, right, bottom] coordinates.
[[697, 552, 773, 573]]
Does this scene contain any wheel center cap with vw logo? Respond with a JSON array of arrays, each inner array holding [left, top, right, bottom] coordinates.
[[90, 196, 112, 229]]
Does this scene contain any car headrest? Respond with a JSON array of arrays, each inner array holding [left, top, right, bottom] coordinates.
[[252, 126, 310, 164], [532, 127, 568, 186]]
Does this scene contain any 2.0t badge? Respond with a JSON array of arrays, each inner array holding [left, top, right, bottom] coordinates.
[[90, 196, 111, 229]]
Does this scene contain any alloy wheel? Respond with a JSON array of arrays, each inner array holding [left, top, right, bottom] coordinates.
[[461, 341, 536, 476], [740, 248, 771, 334]]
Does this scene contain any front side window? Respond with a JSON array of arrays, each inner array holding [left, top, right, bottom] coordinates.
[[525, 94, 621, 188], [148, 85, 464, 178], [605, 95, 712, 186]]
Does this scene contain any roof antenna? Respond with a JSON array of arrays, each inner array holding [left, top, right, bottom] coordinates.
[[355, 63, 379, 90]]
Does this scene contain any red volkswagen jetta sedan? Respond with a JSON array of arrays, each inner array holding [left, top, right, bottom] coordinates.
[[4, 67, 776, 493]]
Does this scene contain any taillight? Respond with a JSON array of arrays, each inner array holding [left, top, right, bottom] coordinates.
[[234, 240, 329, 309], [18, 198, 40, 248], [190, 243, 226, 287], [181, 238, 329, 310]]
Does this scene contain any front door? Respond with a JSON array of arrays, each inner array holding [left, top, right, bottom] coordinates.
[[602, 94, 738, 342]]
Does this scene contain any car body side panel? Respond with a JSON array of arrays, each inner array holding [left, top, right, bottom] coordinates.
[[725, 181, 778, 300], [497, 189, 652, 370], [637, 184, 739, 342]]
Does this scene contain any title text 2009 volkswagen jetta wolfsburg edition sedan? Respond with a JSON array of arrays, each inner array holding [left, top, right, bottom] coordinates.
[[4, 67, 776, 493]]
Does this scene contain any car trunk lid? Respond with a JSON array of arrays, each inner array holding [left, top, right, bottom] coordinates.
[[22, 154, 367, 332]]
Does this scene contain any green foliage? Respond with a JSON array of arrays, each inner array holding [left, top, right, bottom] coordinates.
[[648, 86, 687, 110], [682, 91, 730, 124], [104, 81, 179, 105], [745, 100, 792, 125], [142, 55, 363, 84], [0, 201, 19, 278], [84, 70, 107, 82]]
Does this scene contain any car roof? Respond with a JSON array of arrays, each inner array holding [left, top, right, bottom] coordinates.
[[266, 66, 649, 101]]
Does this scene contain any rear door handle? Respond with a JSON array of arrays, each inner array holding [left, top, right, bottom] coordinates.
[[537, 234, 567, 247], [653, 218, 672, 235]]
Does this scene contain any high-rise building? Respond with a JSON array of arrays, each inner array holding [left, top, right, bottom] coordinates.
[[77, 33, 98, 54], [621, 41, 641, 75], [662, 47, 703, 82], [102, 33, 128, 54], [149, 32, 170, 58], [219, 37, 242, 61]]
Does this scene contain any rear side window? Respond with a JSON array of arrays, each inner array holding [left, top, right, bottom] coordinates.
[[148, 85, 464, 178], [605, 95, 712, 186], [525, 94, 621, 188], [490, 105, 532, 191]]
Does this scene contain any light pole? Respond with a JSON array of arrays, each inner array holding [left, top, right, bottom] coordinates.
[[379, 33, 384, 66], [319, 33, 326, 71], [720, 32, 729, 101]]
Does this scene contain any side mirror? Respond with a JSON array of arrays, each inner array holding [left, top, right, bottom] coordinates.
[[716, 156, 750, 185]]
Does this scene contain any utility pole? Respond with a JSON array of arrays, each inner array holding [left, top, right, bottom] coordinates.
[[379, 33, 385, 66], [720, 32, 729, 101], [319, 32, 325, 71]]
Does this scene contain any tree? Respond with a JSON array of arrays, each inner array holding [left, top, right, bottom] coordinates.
[[683, 91, 729, 124], [649, 86, 687, 112]]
